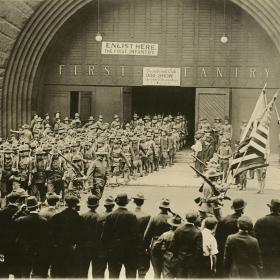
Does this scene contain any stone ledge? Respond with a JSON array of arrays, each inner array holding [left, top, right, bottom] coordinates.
[[0, 19, 20, 39]]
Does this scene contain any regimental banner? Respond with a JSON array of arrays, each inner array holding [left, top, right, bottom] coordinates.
[[101, 42, 158, 56], [143, 67, 181, 86]]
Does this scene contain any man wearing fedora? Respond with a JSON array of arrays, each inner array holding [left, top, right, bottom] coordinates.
[[50, 195, 82, 278], [13, 196, 49, 278], [144, 198, 173, 278], [215, 198, 247, 277], [80, 195, 101, 278], [254, 199, 280, 277], [101, 193, 138, 278], [132, 193, 151, 278]]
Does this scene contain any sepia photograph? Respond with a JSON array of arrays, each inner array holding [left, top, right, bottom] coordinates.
[[0, 0, 280, 278]]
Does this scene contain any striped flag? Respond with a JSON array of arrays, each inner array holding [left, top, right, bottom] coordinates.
[[230, 92, 278, 176], [240, 83, 267, 143]]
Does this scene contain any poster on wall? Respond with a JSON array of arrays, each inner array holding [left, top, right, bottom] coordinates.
[[143, 67, 181, 86], [101, 42, 158, 56]]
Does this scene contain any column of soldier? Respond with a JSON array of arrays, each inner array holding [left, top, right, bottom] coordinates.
[[0, 112, 188, 207]]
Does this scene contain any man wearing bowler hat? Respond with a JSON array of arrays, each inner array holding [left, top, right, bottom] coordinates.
[[254, 199, 280, 277], [80, 195, 101, 278], [102, 193, 138, 278], [214, 198, 247, 277], [133, 193, 151, 278], [50, 195, 82, 278], [14, 196, 49, 278], [144, 198, 173, 278]]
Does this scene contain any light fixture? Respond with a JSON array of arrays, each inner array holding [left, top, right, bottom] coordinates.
[[220, 0, 228, 44], [95, 0, 102, 42]]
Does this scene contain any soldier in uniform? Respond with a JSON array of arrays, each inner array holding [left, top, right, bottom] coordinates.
[[121, 137, 134, 184], [256, 167, 267, 194], [111, 114, 120, 129], [87, 150, 109, 200], [0, 147, 14, 207], [160, 130, 169, 168], [153, 130, 161, 171], [145, 132, 156, 173], [221, 117, 233, 141], [212, 117, 222, 151], [46, 148, 66, 196], [12, 144, 32, 191], [30, 147, 47, 202], [167, 130, 175, 166], [217, 138, 232, 178]]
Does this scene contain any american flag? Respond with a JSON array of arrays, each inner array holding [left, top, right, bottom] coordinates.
[[230, 92, 278, 177]]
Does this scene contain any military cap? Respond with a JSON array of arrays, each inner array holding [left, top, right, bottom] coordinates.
[[113, 114, 119, 119], [88, 116, 94, 121], [74, 113, 80, 118], [42, 143, 51, 151], [133, 113, 138, 118], [98, 114, 103, 119], [3, 148, 13, 154], [37, 117, 43, 122], [6, 192, 21, 203], [204, 169, 222, 178], [221, 138, 228, 143], [95, 149, 108, 155], [19, 144, 30, 152], [97, 138, 105, 144]]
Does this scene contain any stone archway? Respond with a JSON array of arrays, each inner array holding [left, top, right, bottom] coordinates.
[[1, 0, 280, 136]]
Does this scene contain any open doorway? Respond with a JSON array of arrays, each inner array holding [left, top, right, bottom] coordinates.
[[132, 87, 196, 144]]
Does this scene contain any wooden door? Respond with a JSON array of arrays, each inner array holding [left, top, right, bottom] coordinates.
[[195, 88, 231, 128], [79, 91, 92, 121]]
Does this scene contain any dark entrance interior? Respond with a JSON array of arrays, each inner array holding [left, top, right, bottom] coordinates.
[[132, 87, 196, 144]]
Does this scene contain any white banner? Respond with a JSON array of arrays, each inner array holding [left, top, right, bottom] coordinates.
[[101, 42, 158, 56], [143, 67, 181, 86]]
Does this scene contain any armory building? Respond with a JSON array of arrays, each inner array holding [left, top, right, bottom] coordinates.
[[0, 0, 280, 150]]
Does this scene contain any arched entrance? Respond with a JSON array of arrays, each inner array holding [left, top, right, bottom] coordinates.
[[1, 0, 280, 141]]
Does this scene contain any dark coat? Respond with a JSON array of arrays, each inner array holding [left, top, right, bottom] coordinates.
[[50, 207, 83, 248], [224, 231, 263, 278], [101, 207, 138, 257], [14, 213, 49, 254], [169, 223, 203, 278], [80, 210, 100, 250], [0, 204, 19, 255], [254, 213, 280, 277], [143, 212, 171, 249]]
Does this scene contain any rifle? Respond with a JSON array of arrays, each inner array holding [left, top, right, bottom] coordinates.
[[188, 163, 231, 205], [57, 152, 84, 178], [191, 154, 206, 167]]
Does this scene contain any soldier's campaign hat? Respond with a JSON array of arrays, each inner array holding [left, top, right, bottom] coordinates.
[[22, 124, 30, 129], [205, 169, 222, 178], [115, 193, 130, 205], [267, 199, 280, 209], [72, 154, 82, 161], [26, 196, 40, 209], [45, 124, 51, 128], [231, 198, 247, 211], [74, 113, 80, 118], [95, 150, 108, 156], [3, 147, 13, 154], [221, 138, 228, 143], [30, 142, 37, 149], [146, 132, 152, 137], [37, 117, 43, 122], [133, 113, 138, 118], [114, 114, 119, 119], [19, 144, 30, 152], [99, 114, 103, 119], [87, 195, 99, 207], [35, 147, 45, 155], [167, 215, 183, 228], [159, 198, 171, 209], [132, 193, 146, 200], [42, 143, 52, 151], [104, 196, 115, 206], [65, 195, 80, 207], [13, 188, 29, 198], [132, 137, 138, 142], [88, 116, 94, 121]]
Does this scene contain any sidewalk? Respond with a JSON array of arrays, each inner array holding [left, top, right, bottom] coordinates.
[[127, 152, 280, 191]]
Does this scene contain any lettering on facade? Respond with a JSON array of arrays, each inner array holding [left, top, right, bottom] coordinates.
[[101, 41, 158, 56], [58, 65, 272, 83]]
